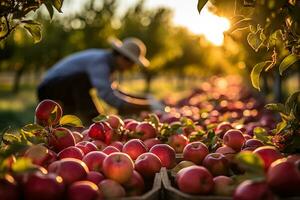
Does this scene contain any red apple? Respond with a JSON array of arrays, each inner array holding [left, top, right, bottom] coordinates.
[[213, 176, 234, 196], [68, 181, 101, 200], [286, 154, 300, 164], [233, 180, 275, 200], [102, 152, 134, 184], [35, 99, 62, 127], [150, 144, 176, 169], [49, 127, 76, 152], [91, 140, 107, 151], [110, 141, 124, 151], [215, 122, 233, 138], [223, 129, 245, 151], [135, 122, 157, 140], [183, 141, 209, 165], [203, 153, 230, 176], [253, 146, 283, 171], [98, 179, 126, 198], [176, 165, 214, 195], [24, 144, 50, 166], [76, 141, 98, 155], [242, 138, 264, 151], [215, 146, 236, 161], [135, 152, 162, 179], [58, 146, 84, 160], [86, 171, 105, 185], [23, 172, 64, 200], [0, 174, 19, 200], [122, 139, 147, 160], [102, 146, 120, 155], [48, 158, 89, 185], [267, 159, 300, 196], [144, 138, 161, 150], [82, 151, 107, 172], [72, 131, 83, 143], [123, 170, 145, 196], [106, 114, 124, 129], [88, 123, 105, 141], [167, 134, 188, 153]]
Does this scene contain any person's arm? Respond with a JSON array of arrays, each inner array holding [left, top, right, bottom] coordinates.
[[87, 64, 152, 114]]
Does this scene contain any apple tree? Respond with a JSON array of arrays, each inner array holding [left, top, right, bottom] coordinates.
[[0, 0, 64, 43]]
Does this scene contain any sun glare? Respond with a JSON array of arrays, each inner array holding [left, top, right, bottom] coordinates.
[[173, 6, 230, 46]]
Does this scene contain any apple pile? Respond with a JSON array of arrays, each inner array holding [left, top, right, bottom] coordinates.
[[0, 76, 299, 200], [0, 99, 168, 200]]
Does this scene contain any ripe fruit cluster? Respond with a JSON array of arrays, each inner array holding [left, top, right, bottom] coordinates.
[[1, 78, 299, 200]]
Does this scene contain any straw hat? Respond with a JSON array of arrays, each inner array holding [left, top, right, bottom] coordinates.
[[110, 37, 149, 67]]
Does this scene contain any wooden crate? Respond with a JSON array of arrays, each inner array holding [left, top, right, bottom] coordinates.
[[114, 171, 162, 200]]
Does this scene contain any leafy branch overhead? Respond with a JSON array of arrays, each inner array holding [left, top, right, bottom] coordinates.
[[198, 0, 300, 91], [0, 0, 64, 43]]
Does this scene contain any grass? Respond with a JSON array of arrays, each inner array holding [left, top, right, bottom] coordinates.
[[0, 76, 202, 130]]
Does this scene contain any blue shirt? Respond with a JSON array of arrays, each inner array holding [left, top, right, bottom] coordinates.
[[40, 49, 125, 108]]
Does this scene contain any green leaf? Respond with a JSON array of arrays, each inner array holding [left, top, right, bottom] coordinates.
[[147, 113, 160, 129], [22, 20, 42, 43], [59, 115, 83, 128], [12, 158, 35, 173], [247, 31, 264, 52], [3, 133, 21, 144], [285, 91, 300, 114], [0, 17, 9, 38], [235, 151, 264, 174], [44, 1, 54, 19], [279, 54, 300, 75], [197, 0, 209, 14], [253, 127, 273, 145], [275, 121, 288, 134], [0, 142, 28, 159], [53, 0, 64, 12], [229, 18, 253, 33], [250, 61, 271, 91], [93, 115, 108, 123], [265, 103, 286, 114]]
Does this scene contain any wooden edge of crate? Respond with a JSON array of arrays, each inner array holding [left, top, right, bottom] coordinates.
[[116, 171, 162, 200]]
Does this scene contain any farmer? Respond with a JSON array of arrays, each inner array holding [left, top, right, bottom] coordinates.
[[37, 37, 163, 124]]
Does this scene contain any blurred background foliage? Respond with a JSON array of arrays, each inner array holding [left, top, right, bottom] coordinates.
[[0, 0, 299, 129]]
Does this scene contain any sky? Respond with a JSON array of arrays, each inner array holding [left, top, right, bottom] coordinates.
[[61, 0, 230, 45]]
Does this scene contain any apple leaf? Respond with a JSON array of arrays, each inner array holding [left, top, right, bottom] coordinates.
[[228, 18, 253, 33], [146, 113, 160, 130], [44, 1, 54, 19], [0, 142, 28, 160], [93, 115, 108, 123], [279, 54, 299, 75], [285, 91, 300, 114], [197, 0, 209, 14], [12, 158, 36, 174], [53, 0, 64, 12], [59, 115, 83, 128], [274, 121, 288, 134], [253, 127, 274, 145], [247, 30, 264, 52], [250, 61, 271, 91], [265, 103, 286, 114], [22, 20, 42, 43], [235, 151, 264, 175]]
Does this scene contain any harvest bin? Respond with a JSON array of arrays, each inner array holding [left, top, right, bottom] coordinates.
[[161, 167, 300, 200], [116, 172, 162, 200]]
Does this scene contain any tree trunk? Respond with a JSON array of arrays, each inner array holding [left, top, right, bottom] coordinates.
[[12, 63, 25, 93]]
